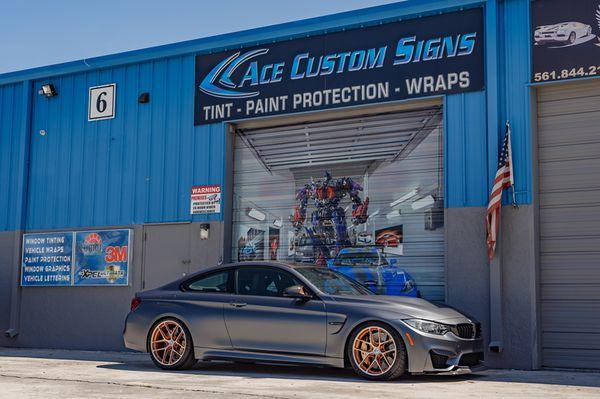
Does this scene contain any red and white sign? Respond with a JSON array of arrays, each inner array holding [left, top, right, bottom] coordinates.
[[191, 185, 221, 214]]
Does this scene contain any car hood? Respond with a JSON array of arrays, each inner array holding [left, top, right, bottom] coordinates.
[[328, 294, 472, 323]]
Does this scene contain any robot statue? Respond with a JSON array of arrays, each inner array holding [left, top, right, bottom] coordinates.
[[291, 171, 369, 266]]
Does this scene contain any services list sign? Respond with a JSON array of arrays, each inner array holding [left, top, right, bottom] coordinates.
[[21, 229, 131, 287], [532, 0, 600, 82], [194, 8, 484, 124], [21, 232, 73, 286]]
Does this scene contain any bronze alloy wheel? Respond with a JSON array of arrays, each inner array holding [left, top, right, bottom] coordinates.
[[150, 319, 188, 367], [347, 322, 407, 380]]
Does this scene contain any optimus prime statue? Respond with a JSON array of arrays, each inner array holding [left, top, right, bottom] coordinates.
[[292, 171, 369, 265]]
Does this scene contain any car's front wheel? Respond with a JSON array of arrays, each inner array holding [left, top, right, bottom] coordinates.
[[347, 322, 406, 380], [148, 318, 196, 370]]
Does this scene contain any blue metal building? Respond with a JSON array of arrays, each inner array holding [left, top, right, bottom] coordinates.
[[1, 0, 599, 371]]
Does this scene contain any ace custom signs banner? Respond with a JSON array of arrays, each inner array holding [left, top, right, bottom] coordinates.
[[532, 0, 600, 82], [194, 8, 484, 124]]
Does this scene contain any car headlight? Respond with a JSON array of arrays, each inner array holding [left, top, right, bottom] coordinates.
[[403, 319, 450, 335]]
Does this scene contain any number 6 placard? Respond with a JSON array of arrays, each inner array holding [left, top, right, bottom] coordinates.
[[88, 83, 116, 121]]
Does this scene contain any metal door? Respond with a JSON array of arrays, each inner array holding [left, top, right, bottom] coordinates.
[[537, 80, 600, 369], [142, 223, 191, 290]]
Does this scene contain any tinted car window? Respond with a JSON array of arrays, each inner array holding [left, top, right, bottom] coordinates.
[[186, 270, 233, 293], [295, 267, 373, 296], [237, 267, 300, 297]]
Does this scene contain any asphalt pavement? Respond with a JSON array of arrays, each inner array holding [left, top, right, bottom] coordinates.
[[0, 348, 599, 398]]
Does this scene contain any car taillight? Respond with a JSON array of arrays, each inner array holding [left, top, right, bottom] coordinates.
[[130, 296, 142, 311]]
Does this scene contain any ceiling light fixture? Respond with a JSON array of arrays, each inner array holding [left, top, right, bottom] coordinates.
[[411, 195, 435, 210], [390, 189, 418, 208]]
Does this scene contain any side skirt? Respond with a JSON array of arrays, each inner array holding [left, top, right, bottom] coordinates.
[[194, 348, 345, 368]]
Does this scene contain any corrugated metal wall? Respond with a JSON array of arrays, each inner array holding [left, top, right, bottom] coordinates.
[[0, 0, 535, 232], [500, 0, 532, 205], [445, 91, 488, 207], [26, 55, 226, 229], [0, 82, 26, 231], [445, 0, 531, 208]]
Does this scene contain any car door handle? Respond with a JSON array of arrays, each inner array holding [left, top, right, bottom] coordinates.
[[229, 301, 247, 308]]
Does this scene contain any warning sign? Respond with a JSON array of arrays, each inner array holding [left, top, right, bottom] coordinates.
[[191, 185, 221, 214]]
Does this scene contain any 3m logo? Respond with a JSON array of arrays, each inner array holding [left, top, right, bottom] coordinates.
[[105, 246, 127, 263]]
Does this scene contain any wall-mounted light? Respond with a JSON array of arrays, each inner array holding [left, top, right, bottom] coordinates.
[[273, 219, 283, 228], [199, 223, 210, 240], [38, 84, 57, 97], [247, 208, 266, 221]]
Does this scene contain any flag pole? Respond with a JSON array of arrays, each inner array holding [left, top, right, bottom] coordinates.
[[506, 120, 518, 208]]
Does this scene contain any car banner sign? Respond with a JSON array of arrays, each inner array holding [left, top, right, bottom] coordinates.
[[532, 0, 600, 83], [73, 229, 131, 286], [194, 8, 484, 125]]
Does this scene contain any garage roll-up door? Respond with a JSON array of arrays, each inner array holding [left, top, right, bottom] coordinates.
[[538, 79, 600, 369], [231, 105, 447, 301]]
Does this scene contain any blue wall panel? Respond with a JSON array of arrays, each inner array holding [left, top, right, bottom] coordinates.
[[25, 55, 225, 230], [0, 82, 27, 231], [445, 91, 489, 207], [500, 0, 532, 205]]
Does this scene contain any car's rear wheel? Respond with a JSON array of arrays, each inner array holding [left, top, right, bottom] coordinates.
[[347, 322, 406, 380], [148, 318, 196, 370]]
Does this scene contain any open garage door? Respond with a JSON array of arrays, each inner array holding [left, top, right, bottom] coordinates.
[[231, 104, 446, 301], [538, 79, 600, 369]]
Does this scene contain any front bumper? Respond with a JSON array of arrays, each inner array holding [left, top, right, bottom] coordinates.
[[392, 320, 485, 374]]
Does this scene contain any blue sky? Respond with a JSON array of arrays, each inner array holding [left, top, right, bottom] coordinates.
[[1, 0, 401, 74]]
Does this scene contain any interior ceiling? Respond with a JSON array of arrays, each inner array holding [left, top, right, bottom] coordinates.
[[236, 105, 443, 172]]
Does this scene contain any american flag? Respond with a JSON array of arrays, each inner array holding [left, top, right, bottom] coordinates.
[[486, 122, 515, 260]]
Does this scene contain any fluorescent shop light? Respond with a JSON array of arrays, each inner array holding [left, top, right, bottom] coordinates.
[[411, 195, 435, 210], [247, 208, 266, 221], [390, 189, 418, 208], [367, 210, 380, 220], [386, 209, 401, 220]]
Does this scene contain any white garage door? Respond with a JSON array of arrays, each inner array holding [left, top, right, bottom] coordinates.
[[538, 79, 600, 369], [231, 105, 447, 301]]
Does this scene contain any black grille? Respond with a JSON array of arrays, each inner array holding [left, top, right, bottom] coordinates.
[[430, 352, 449, 369], [458, 352, 484, 366], [451, 323, 481, 339]]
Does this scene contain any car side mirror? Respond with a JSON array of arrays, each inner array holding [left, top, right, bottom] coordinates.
[[283, 285, 312, 300]]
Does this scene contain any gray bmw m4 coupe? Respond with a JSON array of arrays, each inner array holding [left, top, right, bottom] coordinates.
[[123, 262, 484, 380]]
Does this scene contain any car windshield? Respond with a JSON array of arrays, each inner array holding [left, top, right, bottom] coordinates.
[[333, 252, 387, 267], [295, 267, 374, 296]]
